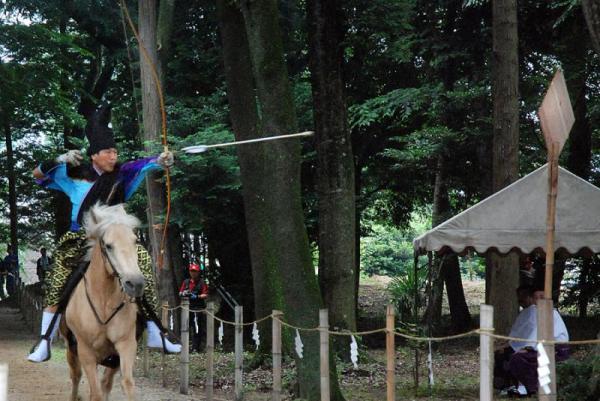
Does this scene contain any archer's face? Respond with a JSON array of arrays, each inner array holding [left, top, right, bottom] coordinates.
[[92, 148, 118, 173]]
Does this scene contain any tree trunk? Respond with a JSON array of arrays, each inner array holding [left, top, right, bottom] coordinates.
[[582, 0, 600, 54], [563, 9, 592, 181], [578, 259, 591, 318], [3, 117, 18, 253], [219, 1, 343, 399], [307, 0, 356, 357], [157, 0, 175, 78], [424, 154, 471, 333], [443, 256, 471, 333], [138, 0, 176, 307], [489, 0, 520, 335], [424, 154, 449, 331], [354, 161, 362, 325]]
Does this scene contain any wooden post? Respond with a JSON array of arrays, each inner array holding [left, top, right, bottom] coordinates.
[[180, 297, 190, 394], [319, 309, 330, 401], [538, 299, 557, 400], [544, 145, 559, 299], [234, 306, 243, 401], [272, 310, 283, 401], [386, 305, 395, 401], [29, 292, 35, 332], [0, 363, 7, 401], [479, 304, 493, 401], [206, 301, 215, 401], [161, 302, 169, 388], [540, 144, 559, 401], [142, 331, 149, 377]]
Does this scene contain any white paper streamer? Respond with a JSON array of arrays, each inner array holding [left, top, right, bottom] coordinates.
[[350, 335, 358, 368], [427, 340, 434, 386], [194, 312, 199, 334], [218, 321, 224, 345], [294, 329, 304, 359], [0, 363, 8, 401], [536, 343, 551, 394], [252, 322, 260, 350], [169, 312, 174, 331]]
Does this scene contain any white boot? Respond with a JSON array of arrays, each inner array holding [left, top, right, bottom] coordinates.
[[28, 311, 61, 363], [146, 320, 181, 353]]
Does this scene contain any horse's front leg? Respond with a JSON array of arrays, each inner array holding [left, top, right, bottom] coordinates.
[[115, 338, 137, 401], [100, 367, 118, 401], [77, 345, 103, 401], [66, 345, 82, 401]]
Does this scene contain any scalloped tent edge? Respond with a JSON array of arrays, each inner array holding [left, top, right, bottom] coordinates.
[[413, 164, 600, 256]]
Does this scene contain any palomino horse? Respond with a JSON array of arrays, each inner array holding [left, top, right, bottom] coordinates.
[[60, 203, 145, 401]]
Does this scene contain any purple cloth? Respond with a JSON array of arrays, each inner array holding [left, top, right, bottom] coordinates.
[[508, 345, 570, 394]]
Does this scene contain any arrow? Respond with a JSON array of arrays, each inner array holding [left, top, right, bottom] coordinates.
[[182, 131, 314, 153]]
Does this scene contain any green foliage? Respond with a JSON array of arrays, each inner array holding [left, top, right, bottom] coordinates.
[[387, 266, 428, 322], [360, 224, 413, 276], [557, 353, 600, 401], [460, 254, 486, 280], [360, 209, 430, 276]]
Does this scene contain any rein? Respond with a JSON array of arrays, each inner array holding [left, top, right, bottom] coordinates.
[[83, 239, 132, 326]]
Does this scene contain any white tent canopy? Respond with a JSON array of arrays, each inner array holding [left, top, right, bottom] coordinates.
[[413, 164, 600, 255]]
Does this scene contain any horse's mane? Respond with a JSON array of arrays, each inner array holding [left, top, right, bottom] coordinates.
[[82, 204, 140, 258]]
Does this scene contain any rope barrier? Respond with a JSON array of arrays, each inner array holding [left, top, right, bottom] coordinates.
[[166, 303, 600, 346]]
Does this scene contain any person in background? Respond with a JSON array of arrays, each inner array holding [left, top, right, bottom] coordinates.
[[494, 285, 569, 397], [36, 248, 53, 285], [179, 262, 209, 353], [0, 259, 6, 300], [4, 245, 19, 296]]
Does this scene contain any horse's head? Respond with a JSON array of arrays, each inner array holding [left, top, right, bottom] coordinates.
[[83, 203, 145, 298]]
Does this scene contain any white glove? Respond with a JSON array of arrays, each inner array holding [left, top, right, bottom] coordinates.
[[55, 150, 83, 166], [157, 151, 174, 168]]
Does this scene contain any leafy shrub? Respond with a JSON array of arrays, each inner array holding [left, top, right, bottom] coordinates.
[[557, 352, 600, 401], [387, 265, 428, 322]]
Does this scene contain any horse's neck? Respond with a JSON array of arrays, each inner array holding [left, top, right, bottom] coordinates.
[[87, 243, 120, 303]]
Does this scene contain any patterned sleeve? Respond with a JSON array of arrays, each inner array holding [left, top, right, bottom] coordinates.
[[118, 156, 163, 200], [35, 163, 76, 194]]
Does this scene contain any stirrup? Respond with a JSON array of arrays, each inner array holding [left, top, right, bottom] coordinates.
[[160, 331, 180, 355], [28, 338, 51, 363]]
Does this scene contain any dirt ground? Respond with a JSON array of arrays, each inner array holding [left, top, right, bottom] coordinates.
[[0, 299, 211, 401]]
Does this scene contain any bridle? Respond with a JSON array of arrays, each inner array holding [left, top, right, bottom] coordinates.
[[83, 236, 134, 325]]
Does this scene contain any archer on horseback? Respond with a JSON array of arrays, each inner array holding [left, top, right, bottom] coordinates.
[[28, 103, 181, 363]]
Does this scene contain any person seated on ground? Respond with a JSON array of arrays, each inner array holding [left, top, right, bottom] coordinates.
[[28, 104, 181, 363], [494, 285, 569, 396], [179, 262, 209, 353]]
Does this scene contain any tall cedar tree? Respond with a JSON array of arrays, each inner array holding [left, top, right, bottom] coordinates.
[[306, 0, 357, 355], [489, 0, 520, 334], [218, 0, 344, 399], [138, 0, 177, 305]]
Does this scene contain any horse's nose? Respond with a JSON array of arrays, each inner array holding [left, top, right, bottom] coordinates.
[[123, 276, 145, 298]]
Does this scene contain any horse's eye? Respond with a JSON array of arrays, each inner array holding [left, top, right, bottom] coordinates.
[[105, 244, 113, 251]]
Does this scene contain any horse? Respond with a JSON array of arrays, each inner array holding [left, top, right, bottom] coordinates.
[[60, 203, 145, 401]]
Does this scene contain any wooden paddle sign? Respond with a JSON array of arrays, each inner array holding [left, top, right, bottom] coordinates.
[[538, 69, 575, 155]]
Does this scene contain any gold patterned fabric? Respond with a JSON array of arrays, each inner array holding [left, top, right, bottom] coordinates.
[[44, 231, 158, 311]]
